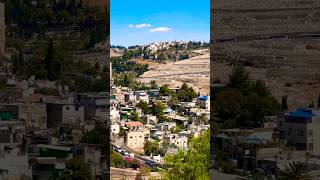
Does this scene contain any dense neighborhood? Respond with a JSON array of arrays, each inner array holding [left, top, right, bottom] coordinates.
[[0, 1, 110, 179], [109, 41, 210, 179], [213, 66, 320, 179]]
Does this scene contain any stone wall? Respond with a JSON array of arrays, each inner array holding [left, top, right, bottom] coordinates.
[[110, 167, 161, 180]]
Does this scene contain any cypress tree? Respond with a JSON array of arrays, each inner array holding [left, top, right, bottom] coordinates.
[[45, 39, 56, 81]]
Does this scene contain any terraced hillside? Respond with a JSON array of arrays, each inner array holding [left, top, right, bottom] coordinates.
[[211, 0, 320, 109]]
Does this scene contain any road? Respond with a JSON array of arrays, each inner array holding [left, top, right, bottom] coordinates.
[[111, 142, 163, 168]]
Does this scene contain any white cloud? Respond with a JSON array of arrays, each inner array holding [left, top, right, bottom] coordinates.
[[136, 24, 151, 28], [128, 23, 151, 28], [149, 27, 171, 32]]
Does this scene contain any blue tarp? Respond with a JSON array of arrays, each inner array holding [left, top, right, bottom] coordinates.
[[198, 96, 209, 101], [289, 108, 315, 119]]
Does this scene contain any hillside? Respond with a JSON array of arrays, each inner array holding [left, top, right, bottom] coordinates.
[[138, 49, 210, 95], [211, 0, 320, 109]]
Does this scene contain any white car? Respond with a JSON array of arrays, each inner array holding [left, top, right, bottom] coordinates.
[[121, 150, 129, 156], [116, 148, 123, 153]]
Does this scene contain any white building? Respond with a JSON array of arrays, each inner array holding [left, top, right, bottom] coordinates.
[[111, 124, 120, 135], [146, 115, 157, 125], [280, 108, 320, 154], [155, 122, 176, 132], [164, 133, 188, 150], [124, 92, 136, 103], [110, 108, 120, 123], [151, 154, 164, 164], [47, 103, 85, 128], [189, 124, 210, 137], [198, 96, 210, 110], [134, 91, 149, 103]]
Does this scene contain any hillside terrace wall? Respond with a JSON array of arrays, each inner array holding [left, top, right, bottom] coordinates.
[[211, 0, 320, 39], [110, 167, 161, 180]]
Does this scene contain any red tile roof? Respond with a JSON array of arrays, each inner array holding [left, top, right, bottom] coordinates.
[[125, 121, 144, 127]]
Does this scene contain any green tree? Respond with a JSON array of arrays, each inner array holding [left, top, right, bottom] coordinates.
[[45, 39, 58, 80], [170, 126, 182, 133], [118, 127, 125, 138], [159, 85, 171, 96], [229, 65, 250, 92], [168, 92, 179, 110], [80, 122, 108, 151], [176, 83, 197, 102], [54, 158, 92, 180], [144, 140, 165, 156], [214, 88, 243, 119], [123, 73, 132, 87], [163, 130, 210, 180], [153, 101, 165, 118], [111, 151, 126, 168], [149, 80, 158, 89], [214, 66, 280, 128], [137, 101, 151, 114], [279, 162, 312, 180], [130, 112, 141, 122]]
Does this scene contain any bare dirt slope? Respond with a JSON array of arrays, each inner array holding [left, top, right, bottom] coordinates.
[[213, 38, 320, 110], [138, 49, 210, 95]]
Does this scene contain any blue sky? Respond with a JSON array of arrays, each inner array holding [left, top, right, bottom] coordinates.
[[111, 0, 210, 47]]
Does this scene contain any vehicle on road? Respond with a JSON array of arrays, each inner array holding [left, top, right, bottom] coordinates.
[[121, 150, 129, 156]]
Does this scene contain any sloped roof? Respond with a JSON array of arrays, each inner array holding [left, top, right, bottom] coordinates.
[[125, 121, 144, 127]]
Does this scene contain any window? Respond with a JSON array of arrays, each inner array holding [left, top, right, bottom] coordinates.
[[66, 107, 69, 110], [130, 136, 132, 139], [308, 130, 313, 137], [308, 143, 313, 151], [296, 130, 305, 136]]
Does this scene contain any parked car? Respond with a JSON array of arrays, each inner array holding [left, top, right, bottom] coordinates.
[[121, 150, 129, 156], [116, 148, 123, 153]]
